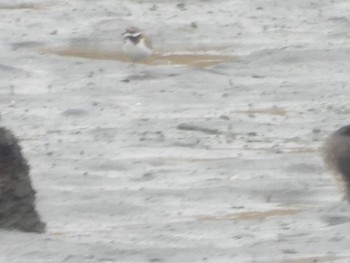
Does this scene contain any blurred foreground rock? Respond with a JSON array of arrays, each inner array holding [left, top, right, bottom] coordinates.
[[0, 127, 45, 233], [323, 125, 350, 203]]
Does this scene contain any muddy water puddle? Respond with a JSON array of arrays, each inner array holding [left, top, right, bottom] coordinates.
[[45, 47, 235, 68]]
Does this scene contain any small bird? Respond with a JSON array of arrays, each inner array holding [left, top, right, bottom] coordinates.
[[323, 125, 350, 203], [122, 26, 153, 63]]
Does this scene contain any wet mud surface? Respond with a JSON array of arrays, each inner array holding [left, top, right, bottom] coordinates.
[[1, 0, 350, 262]]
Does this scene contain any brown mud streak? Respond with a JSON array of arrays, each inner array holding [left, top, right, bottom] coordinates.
[[198, 209, 302, 221], [237, 107, 288, 116], [45, 48, 235, 68], [50, 229, 111, 236]]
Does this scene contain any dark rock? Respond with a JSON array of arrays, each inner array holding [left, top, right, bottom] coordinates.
[[176, 3, 186, 10], [0, 127, 45, 233], [219, 115, 230, 120], [247, 132, 257, 136], [61, 109, 88, 117], [149, 4, 157, 11], [190, 22, 198, 28], [323, 125, 350, 203], [177, 123, 219, 135]]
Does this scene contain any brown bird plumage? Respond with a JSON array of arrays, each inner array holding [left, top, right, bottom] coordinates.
[[122, 26, 153, 62]]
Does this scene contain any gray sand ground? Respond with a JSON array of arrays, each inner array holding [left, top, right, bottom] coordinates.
[[1, 0, 350, 262]]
